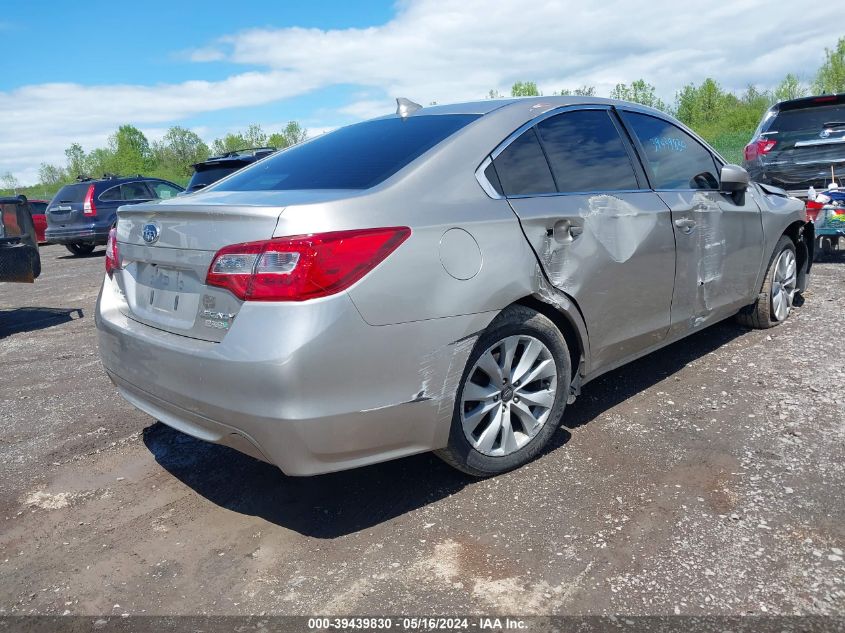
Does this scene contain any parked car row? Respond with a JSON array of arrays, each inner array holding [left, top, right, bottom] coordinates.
[[1, 148, 276, 281]]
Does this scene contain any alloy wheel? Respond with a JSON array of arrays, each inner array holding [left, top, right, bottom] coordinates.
[[460, 335, 558, 457], [771, 249, 797, 322]]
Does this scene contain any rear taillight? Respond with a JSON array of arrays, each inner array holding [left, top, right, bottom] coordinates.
[[83, 184, 97, 216], [743, 139, 777, 161], [105, 227, 121, 278], [206, 227, 411, 301]]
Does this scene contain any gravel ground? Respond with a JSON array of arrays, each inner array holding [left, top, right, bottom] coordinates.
[[0, 244, 843, 618]]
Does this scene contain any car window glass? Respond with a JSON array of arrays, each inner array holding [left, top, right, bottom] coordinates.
[[625, 112, 719, 190], [99, 186, 121, 201], [493, 128, 556, 196], [150, 182, 181, 199], [483, 161, 503, 195], [52, 183, 89, 204], [536, 110, 639, 192], [212, 114, 480, 191], [121, 182, 150, 200]]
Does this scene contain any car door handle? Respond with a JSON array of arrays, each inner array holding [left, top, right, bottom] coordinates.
[[551, 220, 583, 243], [674, 218, 696, 233]]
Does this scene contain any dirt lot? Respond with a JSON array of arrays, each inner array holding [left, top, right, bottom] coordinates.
[[0, 243, 843, 618]]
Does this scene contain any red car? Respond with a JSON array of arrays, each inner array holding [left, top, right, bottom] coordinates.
[[28, 199, 48, 243]]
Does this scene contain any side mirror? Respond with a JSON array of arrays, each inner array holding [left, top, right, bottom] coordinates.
[[720, 164, 750, 193]]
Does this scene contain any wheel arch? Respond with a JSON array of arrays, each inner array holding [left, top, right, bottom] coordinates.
[[512, 293, 589, 400], [783, 220, 813, 291]]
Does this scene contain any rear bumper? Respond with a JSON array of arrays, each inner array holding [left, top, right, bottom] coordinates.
[[45, 223, 110, 245], [96, 276, 492, 475]]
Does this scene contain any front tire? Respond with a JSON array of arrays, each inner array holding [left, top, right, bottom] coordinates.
[[736, 235, 797, 329], [65, 243, 95, 256], [436, 305, 570, 477]]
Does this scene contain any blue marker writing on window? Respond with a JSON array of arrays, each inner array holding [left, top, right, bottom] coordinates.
[[650, 136, 687, 152]]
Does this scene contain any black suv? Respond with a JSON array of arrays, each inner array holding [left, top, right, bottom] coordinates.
[[743, 93, 845, 196], [185, 147, 276, 193], [45, 175, 184, 256]]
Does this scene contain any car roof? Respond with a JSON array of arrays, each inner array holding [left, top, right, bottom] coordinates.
[[61, 175, 173, 188], [391, 95, 668, 118]]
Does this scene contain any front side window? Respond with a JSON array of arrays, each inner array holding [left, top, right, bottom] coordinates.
[[492, 128, 556, 196], [623, 112, 719, 190], [536, 110, 639, 193], [212, 114, 480, 191]]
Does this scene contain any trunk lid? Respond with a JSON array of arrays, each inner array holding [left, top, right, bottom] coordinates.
[[112, 189, 355, 342]]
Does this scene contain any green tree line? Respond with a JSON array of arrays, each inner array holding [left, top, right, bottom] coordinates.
[[2, 121, 308, 200], [3, 37, 844, 199], [493, 37, 845, 164]]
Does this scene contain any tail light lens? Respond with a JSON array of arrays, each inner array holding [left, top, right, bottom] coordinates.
[[743, 139, 777, 161], [83, 184, 97, 216], [105, 227, 121, 278], [206, 227, 411, 301]]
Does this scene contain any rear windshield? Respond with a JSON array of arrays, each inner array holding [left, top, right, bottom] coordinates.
[[766, 104, 845, 134], [187, 165, 244, 192], [211, 114, 480, 191], [51, 183, 90, 204]]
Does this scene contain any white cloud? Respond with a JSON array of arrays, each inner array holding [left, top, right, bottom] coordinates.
[[216, 0, 842, 102], [3, 0, 843, 184]]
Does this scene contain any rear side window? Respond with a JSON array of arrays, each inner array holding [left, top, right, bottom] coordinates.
[[536, 110, 639, 192], [29, 201, 47, 215], [624, 113, 719, 190], [99, 186, 121, 201], [493, 128, 556, 196], [120, 182, 151, 200], [52, 183, 89, 204], [213, 114, 480, 191]]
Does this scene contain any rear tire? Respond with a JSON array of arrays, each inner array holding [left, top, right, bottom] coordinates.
[[436, 305, 570, 477], [65, 243, 95, 256], [736, 236, 797, 329]]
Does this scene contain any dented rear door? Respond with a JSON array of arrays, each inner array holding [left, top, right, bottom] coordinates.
[[494, 107, 676, 373]]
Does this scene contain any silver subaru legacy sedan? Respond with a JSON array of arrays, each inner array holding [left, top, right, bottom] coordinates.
[[96, 97, 813, 477]]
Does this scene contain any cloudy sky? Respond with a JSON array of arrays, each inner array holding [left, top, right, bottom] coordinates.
[[1, 0, 841, 185]]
